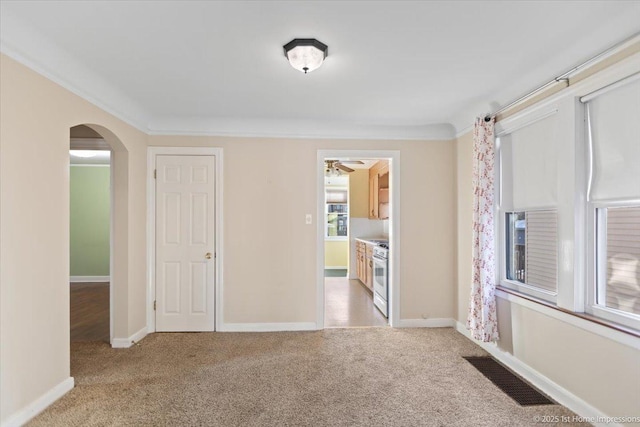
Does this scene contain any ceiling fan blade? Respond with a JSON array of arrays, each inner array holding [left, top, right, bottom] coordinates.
[[339, 160, 365, 165], [336, 164, 354, 173]]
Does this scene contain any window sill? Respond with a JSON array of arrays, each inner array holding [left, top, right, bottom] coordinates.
[[495, 286, 640, 348], [325, 237, 348, 242], [499, 279, 557, 304]]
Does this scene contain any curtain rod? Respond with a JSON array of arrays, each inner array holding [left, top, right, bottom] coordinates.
[[484, 31, 640, 122]]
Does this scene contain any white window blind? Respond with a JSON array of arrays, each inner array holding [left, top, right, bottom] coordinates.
[[500, 113, 560, 209], [526, 210, 558, 293], [326, 189, 347, 203], [586, 76, 640, 201], [603, 206, 640, 315]]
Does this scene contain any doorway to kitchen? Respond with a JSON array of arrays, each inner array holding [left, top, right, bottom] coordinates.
[[317, 150, 400, 329]]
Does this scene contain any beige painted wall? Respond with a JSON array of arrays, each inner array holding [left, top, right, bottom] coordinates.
[[0, 54, 148, 423], [349, 169, 369, 218], [325, 241, 349, 268], [455, 131, 640, 418], [455, 131, 474, 323], [149, 135, 457, 323]]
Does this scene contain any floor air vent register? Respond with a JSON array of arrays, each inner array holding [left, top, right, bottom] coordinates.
[[463, 356, 554, 406]]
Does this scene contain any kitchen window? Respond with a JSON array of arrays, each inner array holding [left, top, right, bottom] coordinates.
[[325, 188, 348, 240]]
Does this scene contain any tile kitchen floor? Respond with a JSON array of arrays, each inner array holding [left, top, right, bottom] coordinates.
[[324, 277, 388, 328]]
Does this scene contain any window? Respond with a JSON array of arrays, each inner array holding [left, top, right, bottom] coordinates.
[[506, 212, 526, 282], [494, 64, 640, 333], [596, 207, 640, 316], [498, 111, 560, 303], [584, 74, 640, 329], [505, 210, 558, 294], [325, 188, 348, 239]]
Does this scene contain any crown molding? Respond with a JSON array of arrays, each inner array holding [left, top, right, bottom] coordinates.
[[0, 9, 150, 132], [454, 125, 473, 139], [147, 117, 457, 141]]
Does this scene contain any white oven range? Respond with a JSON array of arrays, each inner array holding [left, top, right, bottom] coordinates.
[[372, 243, 389, 317]]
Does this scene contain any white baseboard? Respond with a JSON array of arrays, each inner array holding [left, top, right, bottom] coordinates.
[[397, 318, 455, 328], [70, 275, 110, 283], [111, 326, 148, 348], [219, 322, 317, 332], [2, 377, 74, 427], [454, 322, 618, 427]]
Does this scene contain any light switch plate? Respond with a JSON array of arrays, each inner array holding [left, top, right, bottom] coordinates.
[[305, 214, 312, 225]]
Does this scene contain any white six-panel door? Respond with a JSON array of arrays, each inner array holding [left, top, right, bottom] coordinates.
[[155, 155, 215, 331]]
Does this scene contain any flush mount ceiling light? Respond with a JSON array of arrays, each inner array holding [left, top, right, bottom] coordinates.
[[283, 38, 328, 74], [70, 150, 98, 158]]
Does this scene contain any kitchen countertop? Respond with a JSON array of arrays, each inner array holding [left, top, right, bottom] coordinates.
[[355, 237, 389, 245]]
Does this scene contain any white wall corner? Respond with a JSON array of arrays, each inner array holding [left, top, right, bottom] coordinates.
[[218, 322, 317, 332], [1, 377, 74, 427], [454, 322, 621, 427], [397, 318, 456, 328], [111, 326, 148, 348]]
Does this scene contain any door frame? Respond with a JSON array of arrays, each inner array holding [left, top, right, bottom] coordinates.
[[316, 149, 401, 328], [146, 147, 224, 333]]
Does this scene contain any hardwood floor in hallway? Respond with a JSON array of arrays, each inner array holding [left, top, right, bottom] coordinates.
[[324, 277, 387, 328], [70, 282, 109, 343]]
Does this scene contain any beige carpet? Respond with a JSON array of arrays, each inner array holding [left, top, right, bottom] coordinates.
[[30, 328, 587, 426]]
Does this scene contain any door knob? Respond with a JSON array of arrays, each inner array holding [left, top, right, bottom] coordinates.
[[205, 252, 212, 259]]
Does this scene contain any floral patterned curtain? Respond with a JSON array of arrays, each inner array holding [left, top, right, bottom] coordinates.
[[467, 117, 499, 342]]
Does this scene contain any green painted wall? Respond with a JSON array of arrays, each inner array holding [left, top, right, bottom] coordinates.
[[70, 166, 110, 276]]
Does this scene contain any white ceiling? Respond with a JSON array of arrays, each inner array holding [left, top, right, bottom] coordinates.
[[1, 1, 638, 140]]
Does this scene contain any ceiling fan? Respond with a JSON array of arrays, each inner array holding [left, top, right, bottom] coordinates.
[[325, 160, 364, 176]]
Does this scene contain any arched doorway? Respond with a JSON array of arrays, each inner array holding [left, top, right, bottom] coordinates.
[[69, 124, 129, 346]]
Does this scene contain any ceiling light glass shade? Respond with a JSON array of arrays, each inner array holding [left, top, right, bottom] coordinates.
[[283, 39, 328, 74], [70, 150, 98, 158]]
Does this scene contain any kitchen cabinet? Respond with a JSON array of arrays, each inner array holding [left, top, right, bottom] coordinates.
[[365, 243, 374, 290], [355, 240, 374, 292], [368, 172, 378, 219], [356, 241, 366, 286], [368, 160, 390, 220]]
